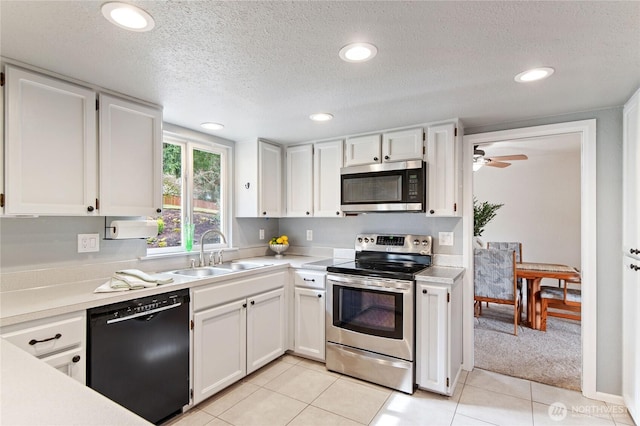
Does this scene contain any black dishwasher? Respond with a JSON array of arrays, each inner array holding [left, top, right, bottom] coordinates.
[[87, 289, 190, 425]]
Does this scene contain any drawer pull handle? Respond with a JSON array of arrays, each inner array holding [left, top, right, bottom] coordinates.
[[72, 355, 81, 363], [29, 333, 62, 346], [303, 278, 315, 282]]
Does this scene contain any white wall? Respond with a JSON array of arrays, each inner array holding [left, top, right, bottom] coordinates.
[[473, 136, 582, 284]]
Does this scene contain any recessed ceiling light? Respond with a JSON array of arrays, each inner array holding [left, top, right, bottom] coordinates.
[[339, 43, 378, 63], [514, 67, 555, 83], [101, 2, 155, 32], [309, 113, 334, 122], [200, 122, 224, 130]]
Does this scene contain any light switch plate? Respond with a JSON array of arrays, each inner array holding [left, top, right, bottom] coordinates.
[[306, 230, 313, 241], [439, 232, 454, 246], [78, 233, 100, 253], [259, 229, 265, 240]]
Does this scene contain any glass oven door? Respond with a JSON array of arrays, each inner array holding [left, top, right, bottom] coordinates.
[[333, 284, 403, 339], [326, 274, 414, 361]]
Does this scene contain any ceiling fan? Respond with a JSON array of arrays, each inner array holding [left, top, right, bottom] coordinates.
[[473, 146, 528, 170]]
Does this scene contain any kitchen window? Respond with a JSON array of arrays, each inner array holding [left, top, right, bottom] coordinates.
[[148, 134, 229, 253]]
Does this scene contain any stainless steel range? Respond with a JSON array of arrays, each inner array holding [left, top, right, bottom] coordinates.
[[325, 233, 432, 394]]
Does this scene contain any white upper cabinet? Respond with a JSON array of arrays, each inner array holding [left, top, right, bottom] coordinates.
[[4, 65, 98, 216], [286, 144, 313, 217], [345, 129, 424, 167], [426, 122, 460, 216], [382, 128, 424, 162], [98, 94, 162, 216], [313, 140, 343, 217], [344, 134, 381, 166], [236, 139, 283, 217]]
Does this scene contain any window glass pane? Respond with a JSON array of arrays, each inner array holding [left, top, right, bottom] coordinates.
[[148, 142, 183, 249], [192, 148, 223, 245]]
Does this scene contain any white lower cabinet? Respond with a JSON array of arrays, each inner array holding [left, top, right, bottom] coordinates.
[[293, 270, 326, 361], [416, 277, 463, 396], [193, 299, 247, 404], [191, 271, 286, 405], [1, 311, 86, 384]]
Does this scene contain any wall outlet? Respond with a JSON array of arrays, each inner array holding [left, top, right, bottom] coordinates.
[[439, 232, 454, 246], [306, 230, 313, 241], [78, 233, 100, 253], [259, 229, 265, 240]]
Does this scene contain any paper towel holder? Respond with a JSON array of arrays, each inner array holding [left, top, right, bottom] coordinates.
[[103, 217, 158, 240]]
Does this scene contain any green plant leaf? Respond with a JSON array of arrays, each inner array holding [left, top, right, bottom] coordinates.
[[473, 197, 504, 237]]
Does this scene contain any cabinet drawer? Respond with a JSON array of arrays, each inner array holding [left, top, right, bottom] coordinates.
[[1, 311, 85, 357], [294, 270, 326, 289], [193, 270, 287, 312]]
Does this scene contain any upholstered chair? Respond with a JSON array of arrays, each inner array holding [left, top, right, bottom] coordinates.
[[474, 248, 522, 336]]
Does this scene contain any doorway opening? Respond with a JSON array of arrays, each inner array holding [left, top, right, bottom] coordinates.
[[472, 134, 581, 390], [463, 119, 597, 399]]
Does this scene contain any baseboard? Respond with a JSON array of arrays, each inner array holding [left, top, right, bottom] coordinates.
[[586, 390, 625, 406]]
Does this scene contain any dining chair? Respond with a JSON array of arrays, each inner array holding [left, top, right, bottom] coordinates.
[[486, 242, 524, 304], [474, 248, 522, 336], [539, 275, 581, 331]]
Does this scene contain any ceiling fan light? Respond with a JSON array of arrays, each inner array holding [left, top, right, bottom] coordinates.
[[473, 162, 484, 172], [514, 67, 555, 83]]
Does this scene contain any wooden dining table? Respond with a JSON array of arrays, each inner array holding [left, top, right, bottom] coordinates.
[[516, 262, 581, 330]]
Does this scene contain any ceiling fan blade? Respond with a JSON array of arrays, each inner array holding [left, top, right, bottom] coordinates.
[[485, 160, 511, 168], [487, 154, 528, 161]]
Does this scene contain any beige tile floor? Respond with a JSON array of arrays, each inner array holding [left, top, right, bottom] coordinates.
[[165, 355, 635, 426]]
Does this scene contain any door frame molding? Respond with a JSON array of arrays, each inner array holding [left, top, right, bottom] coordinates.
[[462, 119, 598, 399]]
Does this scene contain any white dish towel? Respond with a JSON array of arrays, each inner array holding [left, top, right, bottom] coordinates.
[[94, 269, 174, 293]]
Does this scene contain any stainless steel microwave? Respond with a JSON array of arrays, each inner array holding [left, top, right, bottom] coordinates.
[[340, 160, 426, 213]]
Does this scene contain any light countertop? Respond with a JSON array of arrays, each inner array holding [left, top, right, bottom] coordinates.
[[0, 339, 151, 426], [0, 255, 328, 327], [416, 266, 466, 285]]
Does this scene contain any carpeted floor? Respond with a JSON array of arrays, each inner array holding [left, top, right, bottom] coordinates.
[[474, 303, 581, 391]]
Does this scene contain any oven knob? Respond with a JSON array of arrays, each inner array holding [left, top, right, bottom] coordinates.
[[422, 240, 429, 246], [413, 239, 420, 245], [357, 237, 363, 243], [364, 238, 369, 243]]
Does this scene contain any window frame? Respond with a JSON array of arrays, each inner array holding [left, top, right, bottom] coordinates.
[[147, 132, 231, 255]]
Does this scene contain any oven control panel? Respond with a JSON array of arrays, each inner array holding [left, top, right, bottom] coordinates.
[[355, 233, 432, 254]]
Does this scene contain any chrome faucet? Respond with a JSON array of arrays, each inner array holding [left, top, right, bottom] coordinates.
[[199, 229, 227, 267]]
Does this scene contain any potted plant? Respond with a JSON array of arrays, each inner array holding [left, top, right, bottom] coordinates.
[[473, 197, 504, 247]]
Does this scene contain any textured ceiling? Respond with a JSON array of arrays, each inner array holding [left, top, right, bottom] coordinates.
[[1, 1, 639, 144]]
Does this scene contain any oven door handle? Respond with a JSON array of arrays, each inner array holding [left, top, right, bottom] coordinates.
[[327, 275, 411, 293]]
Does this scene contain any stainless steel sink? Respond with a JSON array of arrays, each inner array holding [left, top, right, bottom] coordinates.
[[169, 262, 269, 277], [170, 267, 233, 277], [225, 262, 269, 271]]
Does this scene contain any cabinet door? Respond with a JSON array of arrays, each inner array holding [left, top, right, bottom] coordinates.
[[99, 94, 162, 216], [416, 283, 449, 394], [42, 346, 85, 384], [623, 256, 640, 422], [344, 134, 381, 166], [294, 287, 326, 361], [247, 288, 285, 374], [382, 128, 424, 162], [286, 144, 313, 217], [193, 299, 247, 404], [5, 66, 97, 215], [314, 140, 343, 217], [258, 141, 283, 217], [623, 92, 640, 261], [426, 123, 459, 216]]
